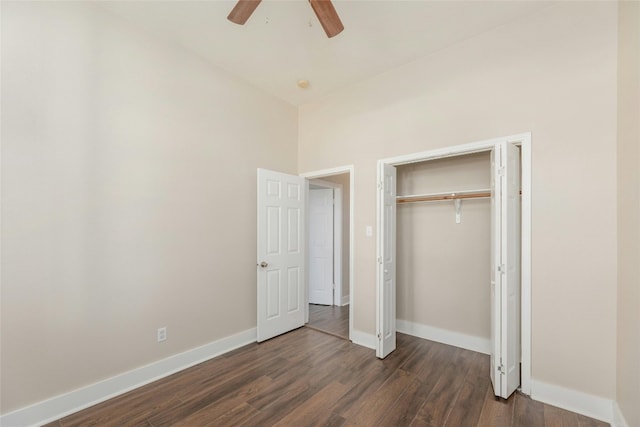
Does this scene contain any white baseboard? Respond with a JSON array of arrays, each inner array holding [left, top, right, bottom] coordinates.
[[350, 329, 376, 350], [0, 328, 257, 427], [396, 321, 617, 424], [396, 319, 491, 355], [530, 379, 613, 424], [613, 401, 630, 427], [341, 295, 350, 306], [2, 325, 621, 427]]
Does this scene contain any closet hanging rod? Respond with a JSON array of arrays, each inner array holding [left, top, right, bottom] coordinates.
[[396, 189, 491, 204]]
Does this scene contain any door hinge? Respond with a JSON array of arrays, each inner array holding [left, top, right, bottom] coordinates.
[[377, 333, 382, 340], [378, 181, 383, 190], [498, 167, 505, 176], [497, 264, 506, 274], [498, 358, 505, 375], [377, 256, 382, 264]]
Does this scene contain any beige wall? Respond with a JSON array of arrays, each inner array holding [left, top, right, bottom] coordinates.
[[396, 153, 491, 338], [1, 0, 632, 418], [616, 1, 640, 425], [0, 2, 297, 413], [299, 2, 618, 399], [316, 173, 351, 302]]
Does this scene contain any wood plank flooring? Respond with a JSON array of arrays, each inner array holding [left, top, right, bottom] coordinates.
[[44, 329, 609, 427], [306, 304, 349, 339]]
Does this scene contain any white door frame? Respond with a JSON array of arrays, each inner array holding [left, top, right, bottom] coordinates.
[[309, 179, 343, 307], [300, 165, 354, 342], [376, 133, 531, 395]]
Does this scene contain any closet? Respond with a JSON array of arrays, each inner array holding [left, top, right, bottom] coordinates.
[[376, 135, 529, 399], [396, 152, 492, 349]]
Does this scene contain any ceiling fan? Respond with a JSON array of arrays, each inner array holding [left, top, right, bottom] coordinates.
[[227, 0, 344, 38]]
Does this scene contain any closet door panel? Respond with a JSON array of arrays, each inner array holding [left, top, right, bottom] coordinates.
[[501, 142, 521, 398], [490, 142, 521, 399], [490, 147, 501, 395], [377, 163, 396, 359]]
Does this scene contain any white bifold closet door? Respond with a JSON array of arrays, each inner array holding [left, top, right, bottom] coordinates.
[[377, 139, 523, 394], [490, 142, 521, 399], [377, 163, 397, 358]]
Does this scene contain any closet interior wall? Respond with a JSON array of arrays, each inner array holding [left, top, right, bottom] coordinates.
[[396, 152, 491, 341]]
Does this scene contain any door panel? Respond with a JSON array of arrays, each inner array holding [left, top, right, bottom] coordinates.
[[287, 267, 301, 311], [288, 208, 300, 252], [377, 163, 396, 359], [309, 188, 334, 305], [490, 143, 521, 398], [267, 270, 280, 319], [490, 147, 501, 394], [502, 142, 521, 397], [257, 169, 306, 342]]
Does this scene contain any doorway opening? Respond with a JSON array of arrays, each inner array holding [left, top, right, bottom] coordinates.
[[396, 151, 494, 353], [301, 166, 354, 341], [376, 134, 532, 398]]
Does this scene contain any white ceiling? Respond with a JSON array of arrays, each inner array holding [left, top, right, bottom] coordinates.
[[101, 1, 556, 106]]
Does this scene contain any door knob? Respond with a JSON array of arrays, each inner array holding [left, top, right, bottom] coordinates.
[[259, 261, 268, 268]]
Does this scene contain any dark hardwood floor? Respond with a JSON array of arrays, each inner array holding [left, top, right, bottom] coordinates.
[[44, 329, 608, 427], [306, 304, 349, 339]]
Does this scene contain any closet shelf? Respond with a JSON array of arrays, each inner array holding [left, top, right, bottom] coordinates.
[[396, 189, 491, 204]]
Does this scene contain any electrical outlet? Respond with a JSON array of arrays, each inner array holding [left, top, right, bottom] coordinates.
[[157, 327, 167, 342]]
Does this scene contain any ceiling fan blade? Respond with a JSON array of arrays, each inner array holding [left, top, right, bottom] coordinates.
[[227, 0, 262, 25], [309, 0, 344, 38]]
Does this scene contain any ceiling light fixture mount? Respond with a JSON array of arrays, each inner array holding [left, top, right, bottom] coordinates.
[[297, 80, 310, 89]]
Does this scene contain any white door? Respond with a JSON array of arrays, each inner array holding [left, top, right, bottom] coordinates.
[[257, 168, 306, 342], [309, 188, 334, 305], [377, 163, 397, 358], [490, 142, 521, 398]]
